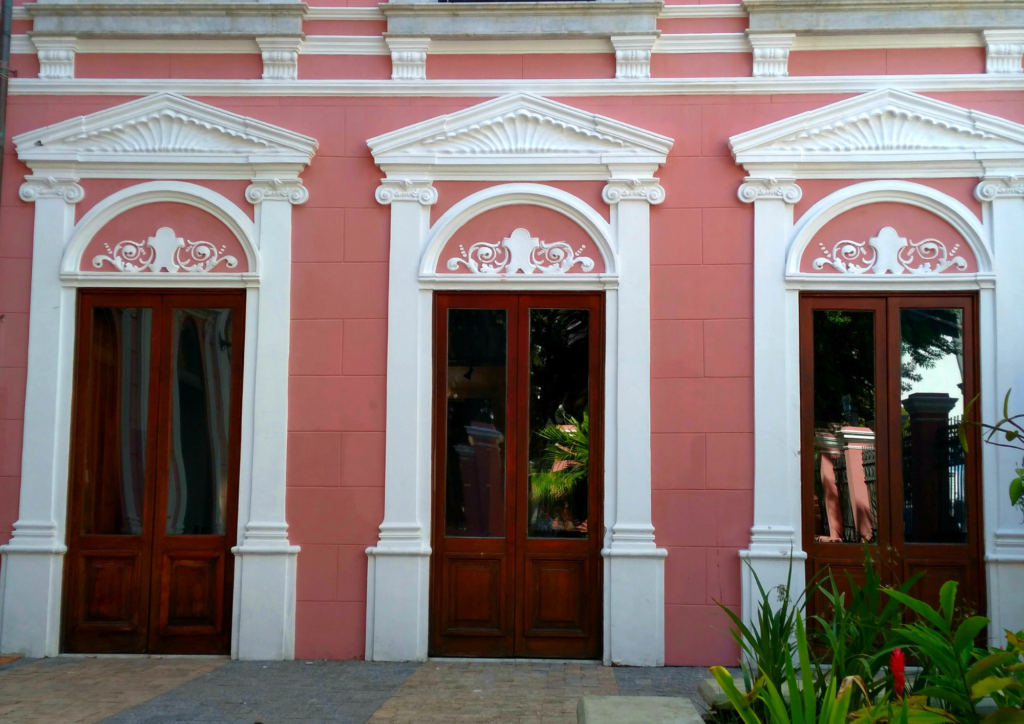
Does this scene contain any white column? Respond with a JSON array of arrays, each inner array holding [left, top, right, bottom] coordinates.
[[0, 176, 83, 657], [366, 177, 437, 662], [737, 177, 806, 631], [231, 178, 307, 660], [975, 176, 1024, 642], [601, 173, 667, 666]]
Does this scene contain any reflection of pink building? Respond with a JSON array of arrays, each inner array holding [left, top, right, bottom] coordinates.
[[0, 0, 1023, 666], [814, 427, 877, 544], [453, 423, 505, 538]]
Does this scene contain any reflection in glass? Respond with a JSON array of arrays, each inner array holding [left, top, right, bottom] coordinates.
[[900, 308, 967, 544], [528, 309, 590, 539], [167, 309, 233, 536], [80, 308, 152, 535], [811, 310, 878, 544], [444, 309, 507, 538]]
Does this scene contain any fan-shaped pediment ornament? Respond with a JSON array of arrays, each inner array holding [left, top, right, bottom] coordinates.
[[62, 110, 272, 154], [421, 110, 626, 155], [767, 106, 998, 154]]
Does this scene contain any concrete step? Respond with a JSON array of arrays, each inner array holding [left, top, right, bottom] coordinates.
[[577, 696, 704, 724]]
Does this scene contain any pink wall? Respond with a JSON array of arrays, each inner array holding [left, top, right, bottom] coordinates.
[[4, 90, 1024, 662]]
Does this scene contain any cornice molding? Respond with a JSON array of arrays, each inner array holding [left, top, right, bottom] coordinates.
[[19, 175, 85, 203], [744, 0, 1024, 34], [660, 4, 747, 18], [738, 176, 802, 203]]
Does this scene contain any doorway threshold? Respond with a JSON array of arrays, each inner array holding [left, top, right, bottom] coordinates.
[[58, 653, 230, 660]]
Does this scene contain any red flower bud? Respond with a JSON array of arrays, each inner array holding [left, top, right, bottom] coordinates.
[[890, 648, 907, 697]]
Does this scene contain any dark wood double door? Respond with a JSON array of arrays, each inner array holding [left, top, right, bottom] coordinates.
[[801, 294, 985, 616], [63, 290, 244, 654], [430, 293, 603, 659]]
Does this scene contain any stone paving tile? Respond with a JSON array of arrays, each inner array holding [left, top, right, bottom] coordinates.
[[367, 660, 619, 724], [0, 656, 227, 724], [614, 665, 742, 714], [99, 659, 420, 724]]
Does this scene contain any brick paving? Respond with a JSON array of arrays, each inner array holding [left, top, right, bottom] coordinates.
[[0, 655, 713, 724]]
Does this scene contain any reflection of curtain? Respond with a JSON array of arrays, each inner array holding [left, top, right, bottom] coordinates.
[[167, 309, 232, 535], [117, 309, 150, 535]]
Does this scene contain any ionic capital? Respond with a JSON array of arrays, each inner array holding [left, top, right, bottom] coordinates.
[[738, 177, 802, 204], [375, 179, 438, 206], [19, 175, 84, 204], [246, 178, 309, 205], [602, 178, 666, 205]]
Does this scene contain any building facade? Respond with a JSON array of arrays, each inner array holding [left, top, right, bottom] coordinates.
[[0, 0, 1023, 666]]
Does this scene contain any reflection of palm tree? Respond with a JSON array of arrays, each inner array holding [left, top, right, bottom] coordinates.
[[530, 413, 589, 506]]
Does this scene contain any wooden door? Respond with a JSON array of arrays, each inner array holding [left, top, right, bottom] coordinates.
[[64, 290, 244, 654], [800, 294, 985, 617], [430, 293, 603, 659]]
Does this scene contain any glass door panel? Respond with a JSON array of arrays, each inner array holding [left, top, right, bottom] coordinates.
[[897, 308, 967, 545], [810, 309, 879, 545], [166, 309, 234, 537], [444, 309, 508, 539], [527, 309, 590, 539]]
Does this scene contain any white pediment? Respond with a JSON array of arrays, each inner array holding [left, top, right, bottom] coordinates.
[[368, 94, 673, 175], [730, 89, 1024, 175], [14, 93, 318, 177]]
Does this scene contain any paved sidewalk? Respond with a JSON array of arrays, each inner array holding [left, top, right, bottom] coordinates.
[[0, 656, 713, 724]]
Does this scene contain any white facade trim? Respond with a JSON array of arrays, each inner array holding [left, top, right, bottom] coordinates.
[[660, 4, 748, 18], [0, 96, 316, 660], [731, 90, 1024, 645], [11, 73, 1024, 98], [365, 94, 672, 666]]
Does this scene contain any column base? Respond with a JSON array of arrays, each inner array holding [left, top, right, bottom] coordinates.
[[602, 547, 667, 666], [0, 522, 66, 657], [365, 547, 431, 662], [987, 531, 1024, 646], [231, 534, 300, 661], [739, 526, 807, 634]]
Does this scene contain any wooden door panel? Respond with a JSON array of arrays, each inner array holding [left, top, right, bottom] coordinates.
[[157, 550, 224, 634], [444, 556, 505, 634], [523, 556, 587, 637], [77, 551, 142, 629]]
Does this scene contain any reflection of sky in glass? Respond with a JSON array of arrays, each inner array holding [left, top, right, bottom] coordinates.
[[902, 351, 964, 416]]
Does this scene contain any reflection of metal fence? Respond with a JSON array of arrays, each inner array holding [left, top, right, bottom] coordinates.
[[863, 447, 878, 542], [903, 415, 966, 541], [833, 452, 856, 541]]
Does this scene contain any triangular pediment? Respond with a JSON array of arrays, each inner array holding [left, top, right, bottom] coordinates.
[[368, 94, 673, 171], [730, 89, 1024, 169], [14, 93, 318, 173]]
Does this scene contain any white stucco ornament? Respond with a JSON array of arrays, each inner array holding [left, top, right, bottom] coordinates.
[[447, 227, 595, 275], [92, 226, 239, 273], [813, 226, 967, 275]]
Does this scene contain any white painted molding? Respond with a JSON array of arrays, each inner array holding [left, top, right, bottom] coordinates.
[[367, 98, 671, 666], [786, 180, 991, 278], [421, 183, 617, 277], [246, 177, 310, 205], [603, 177, 666, 204], [748, 32, 794, 77], [31, 36, 76, 80], [13, 92, 318, 179], [302, 36, 390, 55], [11, 74, 1024, 98], [732, 87, 1024, 178], [984, 30, 1024, 74], [62, 181, 258, 277], [386, 36, 430, 81], [791, 32, 983, 50], [976, 174, 1024, 199], [257, 36, 303, 80], [430, 38, 611, 54], [612, 35, 658, 79], [738, 176, 802, 204], [19, 175, 85, 204], [369, 92, 673, 176]]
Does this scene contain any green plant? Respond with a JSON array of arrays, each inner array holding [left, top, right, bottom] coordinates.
[[812, 547, 924, 710], [530, 412, 588, 505], [884, 581, 1024, 724], [959, 390, 1024, 522], [716, 557, 822, 707], [711, 610, 855, 724]]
